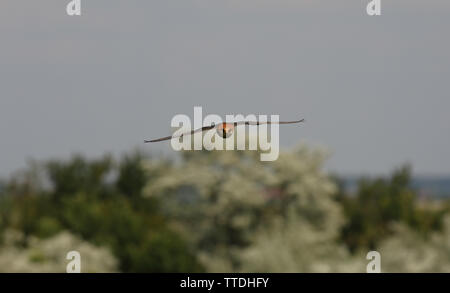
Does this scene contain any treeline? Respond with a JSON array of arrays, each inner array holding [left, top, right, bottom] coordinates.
[[0, 153, 203, 272], [0, 148, 449, 272]]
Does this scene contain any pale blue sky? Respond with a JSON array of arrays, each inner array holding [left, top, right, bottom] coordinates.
[[0, 0, 449, 176]]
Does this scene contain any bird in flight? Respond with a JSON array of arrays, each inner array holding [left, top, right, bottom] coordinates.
[[144, 119, 304, 143]]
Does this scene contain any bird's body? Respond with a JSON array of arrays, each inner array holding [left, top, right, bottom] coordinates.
[[144, 119, 304, 143]]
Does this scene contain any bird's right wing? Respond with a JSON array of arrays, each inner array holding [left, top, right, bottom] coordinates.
[[144, 125, 216, 143]]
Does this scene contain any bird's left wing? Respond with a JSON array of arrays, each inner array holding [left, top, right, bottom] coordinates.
[[234, 118, 304, 126]]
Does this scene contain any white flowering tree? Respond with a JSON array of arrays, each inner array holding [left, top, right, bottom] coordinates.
[[143, 145, 365, 272], [0, 230, 118, 273]]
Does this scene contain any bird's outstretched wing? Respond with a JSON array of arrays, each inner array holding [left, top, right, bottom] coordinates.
[[234, 118, 304, 126], [144, 125, 216, 143]]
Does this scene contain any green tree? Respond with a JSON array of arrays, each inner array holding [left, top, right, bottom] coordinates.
[[339, 166, 445, 251]]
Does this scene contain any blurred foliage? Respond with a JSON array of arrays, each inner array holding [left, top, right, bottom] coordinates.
[[0, 230, 117, 273], [0, 145, 449, 272], [336, 166, 447, 252], [376, 215, 450, 272], [0, 152, 202, 273], [143, 146, 350, 272]]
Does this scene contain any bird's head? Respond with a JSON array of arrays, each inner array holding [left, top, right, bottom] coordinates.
[[216, 123, 234, 138]]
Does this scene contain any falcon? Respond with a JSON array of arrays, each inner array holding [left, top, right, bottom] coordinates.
[[144, 118, 304, 143]]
